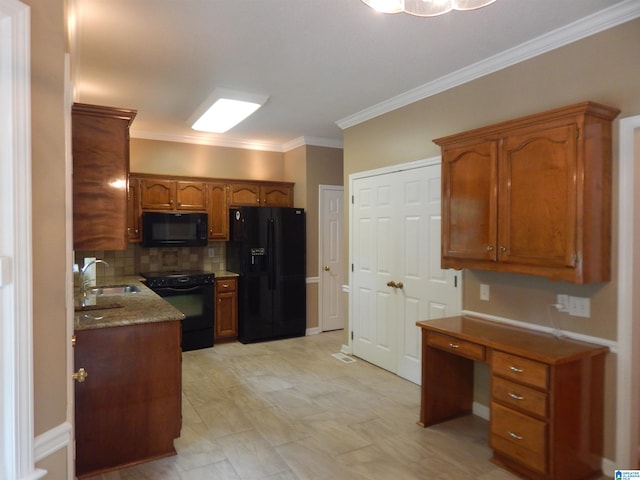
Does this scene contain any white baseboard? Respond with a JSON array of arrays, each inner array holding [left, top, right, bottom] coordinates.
[[305, 326, 321, 336], [340, 343, 352, 355], [473, 402, 490, 421]]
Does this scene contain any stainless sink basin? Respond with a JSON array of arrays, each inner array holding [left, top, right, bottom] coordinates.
[[87, 284, 140, 295]]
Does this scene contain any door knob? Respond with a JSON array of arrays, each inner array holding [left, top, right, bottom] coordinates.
[[386, 281, 397, 288], [396, 282, 404, 289], [72, 367, 88, 383], [324, 265, 330, 271]]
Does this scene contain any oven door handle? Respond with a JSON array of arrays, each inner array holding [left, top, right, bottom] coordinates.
[[157, 285, 203, 294]]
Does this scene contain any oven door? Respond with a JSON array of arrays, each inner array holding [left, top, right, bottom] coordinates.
[[153, 284, 214, 351]]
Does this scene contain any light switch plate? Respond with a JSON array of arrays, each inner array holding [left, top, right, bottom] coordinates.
[[480, 283, 490, 301], [569, 296, 590, 318]]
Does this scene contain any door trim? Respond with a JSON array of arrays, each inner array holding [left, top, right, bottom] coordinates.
[[0, 1, 45, 478], [347, 157, 441, 353]]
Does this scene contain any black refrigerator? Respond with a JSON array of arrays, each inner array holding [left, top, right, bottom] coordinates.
[[226, 207, 306, 343]]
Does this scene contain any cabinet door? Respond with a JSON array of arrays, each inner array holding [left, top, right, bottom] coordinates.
[[215, 279, 238, 341], [207, 183, 229, 240], [72, 104, 135, 250], [176, 181, 207, 211], [442, 140, 499, 266], [261, 184, 293, 207], [228, 183, 260, 206], [127, 177, 142, 242], [140, 179, 176, 210], [74, 322, 181, 477], [498, 123, 577, 268]]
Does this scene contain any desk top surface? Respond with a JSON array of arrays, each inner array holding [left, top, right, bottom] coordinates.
[[417, 315, 609, 364]]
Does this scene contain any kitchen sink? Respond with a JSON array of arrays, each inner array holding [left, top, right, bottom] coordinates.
[[87, 284, 140, 295]]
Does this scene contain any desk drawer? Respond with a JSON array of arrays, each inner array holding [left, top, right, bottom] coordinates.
[[492, 351, 548, 389], [427, 332, 485, 361], [492, 376, 548, 418], [491, 402, 547, 474]]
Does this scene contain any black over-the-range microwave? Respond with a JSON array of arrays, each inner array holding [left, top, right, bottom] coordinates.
[[141, 211, 209, 248]]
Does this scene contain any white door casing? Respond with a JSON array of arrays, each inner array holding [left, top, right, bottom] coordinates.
[[350, 158, 461, 384], [319, 185, 344, 332]]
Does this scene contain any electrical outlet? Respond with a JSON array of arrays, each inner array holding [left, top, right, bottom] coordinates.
[[208, 248, 215, 258], [480, 283, 490, 301], [556, 294, 569, 312], [568, 296, 590, 318]]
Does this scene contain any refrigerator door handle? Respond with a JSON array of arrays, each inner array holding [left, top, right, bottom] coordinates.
[[267, 218, 275, 290]]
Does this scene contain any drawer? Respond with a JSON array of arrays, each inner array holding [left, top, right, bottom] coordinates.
[[491, 402, 547, 474], [492, 351, 548, 389], [492, 376, 548, 418], [216, 278, 237, 293], [427, 332, 485, 362]]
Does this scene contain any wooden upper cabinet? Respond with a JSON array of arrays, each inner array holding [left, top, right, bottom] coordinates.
[[435, 102, 619, 284], [228, 183, 260, 206], [127, 176, 142, 242], [72, 103, 136, 251], [207, 183, 228, 240], [139, 179, 206, 211], [228, 182, 294, 207], [261, 183, 293, 207]]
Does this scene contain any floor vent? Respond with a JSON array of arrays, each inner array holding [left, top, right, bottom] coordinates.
[[332, 352, 356, 364]]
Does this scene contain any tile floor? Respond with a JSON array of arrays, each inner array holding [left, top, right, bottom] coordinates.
[[86, 331, 532, 479]]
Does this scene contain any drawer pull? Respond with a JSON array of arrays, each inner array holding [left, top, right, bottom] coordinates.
[[508, 431, 524, 440], [508, 392, 524, 400], [509, 365, 524, 373], [448, 343, 460, 349]]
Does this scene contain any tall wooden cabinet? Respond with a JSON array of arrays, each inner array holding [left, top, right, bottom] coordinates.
[[435, 102, 619, 283], [72, 103, 136, 250]]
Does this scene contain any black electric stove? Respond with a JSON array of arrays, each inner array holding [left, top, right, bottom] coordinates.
[[140, 270, 215, 351]]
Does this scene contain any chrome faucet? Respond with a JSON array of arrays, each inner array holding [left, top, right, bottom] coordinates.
[[80, 259, 110, 296]]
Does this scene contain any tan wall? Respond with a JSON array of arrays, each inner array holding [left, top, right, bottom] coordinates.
[[28, 0, 70, 477], [343, 18, 640, 461], [131, 138, 285, 180]]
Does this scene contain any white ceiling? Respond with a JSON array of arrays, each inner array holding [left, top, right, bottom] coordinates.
[[70, 0, 636, 152]]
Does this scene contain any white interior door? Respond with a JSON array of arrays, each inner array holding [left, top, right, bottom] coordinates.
[[319, 185, 344, 331], [351, 160, 461, 384]]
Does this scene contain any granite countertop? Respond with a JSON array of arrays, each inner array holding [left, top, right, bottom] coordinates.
[[214, 270, 239, 278], [74, 275, 185, 331]]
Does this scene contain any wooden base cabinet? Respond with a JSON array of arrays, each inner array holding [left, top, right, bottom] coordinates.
[[74, 321, 182, 478], [417, 316, 608, 480], [435, 102, 620, 283], [214, 277, 238, 342]]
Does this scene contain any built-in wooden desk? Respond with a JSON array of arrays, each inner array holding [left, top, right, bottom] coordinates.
[[416, 315, 608, 480]]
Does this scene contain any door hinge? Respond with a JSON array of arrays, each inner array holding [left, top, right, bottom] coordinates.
[[351, 331, 354, 340], [351, 263, 354, 272], [454, 275, 458, 288], [351, 195, 354, 204]]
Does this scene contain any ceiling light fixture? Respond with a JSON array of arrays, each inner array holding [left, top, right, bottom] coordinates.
[[361, 0, 496, 17], [189, 88, 269, 133]]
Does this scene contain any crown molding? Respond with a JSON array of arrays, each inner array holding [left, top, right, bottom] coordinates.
[[132, 130, 343, 153], [336, 0, 640, 130]]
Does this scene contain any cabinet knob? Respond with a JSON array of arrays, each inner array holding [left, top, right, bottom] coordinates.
[[499, 246, 507, 253], [72, 367, 88, 383], [324, 265, 330, 271], [486, 245, 494, 252]]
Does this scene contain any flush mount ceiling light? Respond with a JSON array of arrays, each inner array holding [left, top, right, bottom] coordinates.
[[361, 0, 496, 17], [189, 88, 269, 133]]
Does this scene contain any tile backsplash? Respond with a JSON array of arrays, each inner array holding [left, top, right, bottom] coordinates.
[[75, 242, 227, 283]]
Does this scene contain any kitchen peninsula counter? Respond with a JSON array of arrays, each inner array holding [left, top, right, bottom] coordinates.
[[74, 275, 185, 331]]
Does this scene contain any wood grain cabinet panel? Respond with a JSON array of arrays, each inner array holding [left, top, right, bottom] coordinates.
[[72, 103, 136, 250], [140, 178, 206, 211], [207, 182, 229, 240], [214, 277, 238, 342], [74, 320, 182, 478], [435, 102, 619, 283], [127, 176, 142, 242]]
